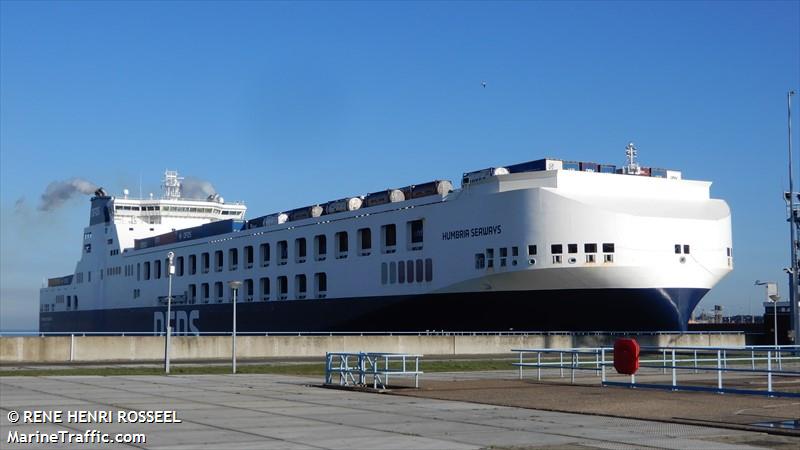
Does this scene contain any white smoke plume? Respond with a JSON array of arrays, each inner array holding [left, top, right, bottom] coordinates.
[[38, 178, 99, 211], [181, 177, 217, 200]]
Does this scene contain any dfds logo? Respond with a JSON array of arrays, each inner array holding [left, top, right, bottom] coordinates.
[[153, 310, 200, 334]]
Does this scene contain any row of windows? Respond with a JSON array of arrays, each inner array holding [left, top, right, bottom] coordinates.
[[44, 295, 79, 312], [380, 259, 433, 284], [475, 243, 616, 269], [137, 220, 425, 281], [181, 273, 328, 303]]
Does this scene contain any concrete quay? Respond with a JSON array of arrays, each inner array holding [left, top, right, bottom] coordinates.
[[2, 373, 797, 449], [0, 332, 744, 363]]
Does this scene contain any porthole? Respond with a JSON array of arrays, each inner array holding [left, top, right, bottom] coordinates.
[[528, 258, 536, 265], [568, 257, 577, 264], [679, 256, 686, 264]]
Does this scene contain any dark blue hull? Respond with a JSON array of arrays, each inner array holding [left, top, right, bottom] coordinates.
[[39, 288, 708, 333]]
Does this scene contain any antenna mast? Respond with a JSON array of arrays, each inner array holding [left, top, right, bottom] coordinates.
[[162, 170, 184, 200], [623, 142, 641, 175]]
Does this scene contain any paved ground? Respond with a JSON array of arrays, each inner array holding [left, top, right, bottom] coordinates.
[[1, 374, 799, 449], [397, 370, 800, 436]]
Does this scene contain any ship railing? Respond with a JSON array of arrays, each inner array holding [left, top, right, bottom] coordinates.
[[324, 352, 423, 389], [512, 345, 800, 398]]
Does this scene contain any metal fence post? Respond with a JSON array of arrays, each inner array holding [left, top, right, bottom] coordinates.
[[717, 350, 723, 392], [767, 351, 773, 394], [69, 334, 74, 362], [537, 352, 541, 381], [518, 351, 523, 380], [601, 348, 606, 383], [751, 350, 756, 370], [571, 352, 576, 384], [662, 349, 667, 374], [671, 349, 677, 389], [693, 349, 698, 374], [560, 353, 564, 377]]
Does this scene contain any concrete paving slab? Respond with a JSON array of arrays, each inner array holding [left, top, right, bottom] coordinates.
[[2, 374, 797, 449]]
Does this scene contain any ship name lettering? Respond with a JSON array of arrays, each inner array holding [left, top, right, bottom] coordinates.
[[441, 225, 502, 241]]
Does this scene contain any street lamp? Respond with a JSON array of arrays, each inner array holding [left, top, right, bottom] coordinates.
[[228, 280, 242, 374], [165, 251, 175, 374], [755, 280, 780, 350]]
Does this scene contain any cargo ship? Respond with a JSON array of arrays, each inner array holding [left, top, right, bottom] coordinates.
[[39, 144, 733, 333]]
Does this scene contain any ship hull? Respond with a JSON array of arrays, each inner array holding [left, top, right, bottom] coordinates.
[[39, 287, 708, 333]]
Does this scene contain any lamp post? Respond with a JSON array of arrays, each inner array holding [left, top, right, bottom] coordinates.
[[755, 280, 780, 349], [228, 280, 242, 374], [788, 89, 799, 345], [165, 251, 175, 374]]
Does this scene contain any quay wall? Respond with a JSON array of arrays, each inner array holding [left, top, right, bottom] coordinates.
[[0, 333, 745, 363]]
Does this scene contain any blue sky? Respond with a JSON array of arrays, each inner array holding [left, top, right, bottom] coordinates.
[[1, 1, 798, 331]]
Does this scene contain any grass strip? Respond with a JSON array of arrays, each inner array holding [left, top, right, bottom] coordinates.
[[0, 359, 517, 377]]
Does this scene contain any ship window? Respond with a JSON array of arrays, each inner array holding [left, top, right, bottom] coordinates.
[[500, 248, 507, 257], [244, 279, 254, 301], [278, 276, 288, 299], [189, 255, 197, 275], [67, 296, 71, 309], [277, 240, 288, 264], [335, 231, 348, 258], [674, 244, 681, 254], [553, 255, 562, 264], [683, 244, 690, 254], [512, 246, 519, 257], [214, 251, 223, 272], [568, 244, 578, 254], [551, 244, 563, 254], [133, 265, 137, 282], [202, 283, 209, 302], [475, 253, 485, 269], [295, 274, 307, 299], [586, 254, 596, 263], [604, 254, 614, 263], [244, 245, 254, 268], [585, 243, 597, 253], [381, 263, 388, 285], [260, 243, 270, 266], [358, 228, 372, 256], [155, 260, 162, 279], [603, 243, 615, 253], [528, 245, 537, 256], [314, 235, 326, 260], [408, 220, 424, 250], [425, 258, 433, 282], [407, 259, 414, 282], [389, 262, 397, 283], [74, 296, 78, 310], [229, 248, 238, 270], [260, 277, 270, 301], [381, 224, 397, 253], [188, 284, 196, 303], [296, 238, 307, 263], [415, 259, 423, 282], [315, 272, 327, 298], [202, 252, 210, 273], [144, 262, 151, 280], [177, 256, 184, 276], [727, 247, 731, 257], [215, 282, 223, 302], [398, 261, 406, 283], [84, 244, 92, 253], [107, 238, 113, 245]]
